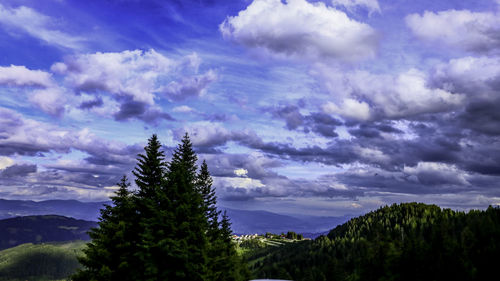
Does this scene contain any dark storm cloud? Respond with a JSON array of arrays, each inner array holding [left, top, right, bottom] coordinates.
[[459, 100, 500, 136], [79, 97, 103, 109], [0, 164, 37, 178], [270, 105, 343, 138], [271, 105, 304, 130], [349, 122, 403, 139], [113, 100, 175, 124]]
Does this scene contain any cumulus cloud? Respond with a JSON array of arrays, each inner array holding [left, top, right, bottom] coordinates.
[[51, 49, 215, 122], [406, 9, 500, 53], [29, 87, 67, 117], [404, 162, 469, 186], [317, 67, 465, 121], [0, 65, 69, 116], [432, 56, 500, 99], [323, 99, 371, 121], [0, 65, 53, 87], [162, 70, 217, 101], [52, 49, 173, 105], [220, 0, 378, 62], [0, 3, 84, 50], [332, 0, 381, 15]]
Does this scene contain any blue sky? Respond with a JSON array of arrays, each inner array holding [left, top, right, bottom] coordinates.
[[1, 0, 500, 217]]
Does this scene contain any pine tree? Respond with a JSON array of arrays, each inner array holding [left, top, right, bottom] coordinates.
[[132, 134, 173, 280], [74, 133, 249, 281], [215, 211, 250, 281], [133, 134, 166, 198], [165, 133, 208, 281], [197, 160, 221, 280], [72, 175, 140, 281]]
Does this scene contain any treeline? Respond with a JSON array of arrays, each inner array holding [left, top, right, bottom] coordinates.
[[73, 134, 249, 281], [250, 202, 500, 281]]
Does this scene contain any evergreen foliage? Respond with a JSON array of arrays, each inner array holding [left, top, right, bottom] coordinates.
[[73, 176, 140, 281], [73, 134, 249, 281], [249, 202, 500, 281]]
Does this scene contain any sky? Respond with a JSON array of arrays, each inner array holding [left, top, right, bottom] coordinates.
[[1, 0, 500, 217]]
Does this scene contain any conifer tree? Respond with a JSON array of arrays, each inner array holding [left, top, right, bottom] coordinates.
[[165, 133, 208, 281], [132, 134, 173, 280], [216, 211, 250, 281], [72, 175, 140, 281], [74, 133, 249, 281], [197, 160, 221, 280]]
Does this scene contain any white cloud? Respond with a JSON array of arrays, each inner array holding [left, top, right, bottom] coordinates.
[[0, 65, 53, 87], [0, 65, 69, 116], [318, 67, 464, 120], [234, 168, 248, 177], [52, 50, 216, 111], [0, 156, 14, 169], [175, 122, 233, 147], [404, 162, 470, 186], [332, 0, 381, 15], [214, 176, 265, 189], [0, 3, 84, 50], [162, 69, 217, 101], [0, 107, 135, 165], [172, 105, 195, 113], [29, 87, 67, 117], [220, 0, 378, 62], [323, 98, 371, 121], [432, 56, 500, 100], [52, 49, 174, 105], [406, 9, 500, 53]]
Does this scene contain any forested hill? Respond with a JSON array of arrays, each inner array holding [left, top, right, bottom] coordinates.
[[0, 215, 96, 250], [250, 203, 500, 281]]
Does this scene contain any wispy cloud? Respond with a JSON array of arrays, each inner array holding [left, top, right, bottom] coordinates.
[[0, 3, 85, 50]]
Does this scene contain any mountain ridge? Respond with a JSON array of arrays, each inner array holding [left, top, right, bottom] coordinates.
[[0, 198, 349, 236]]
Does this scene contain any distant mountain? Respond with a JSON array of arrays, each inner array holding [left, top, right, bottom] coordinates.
[[0, 215, 97, 250], [0, 199, 107, 221], [0, 199, 349, 236], [224, 208, 350, 236]]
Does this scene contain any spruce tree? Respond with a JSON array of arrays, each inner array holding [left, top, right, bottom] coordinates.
[[216, 211, 250, 281], [165, 133, 208, 281], [132, 134, 173, 280], [74, 133, 249, 281], [72, 175, 140, 281], [197, 160, 221, 280]]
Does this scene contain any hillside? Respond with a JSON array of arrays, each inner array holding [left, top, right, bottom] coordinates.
[[0, 241, 85, 281], [249, 203, 500, 281], [0, 215, 97, 250]]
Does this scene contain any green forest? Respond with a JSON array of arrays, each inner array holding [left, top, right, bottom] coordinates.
[[248, 202, 500, 281]]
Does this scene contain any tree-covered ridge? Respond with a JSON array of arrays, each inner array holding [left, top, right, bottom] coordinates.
[[73, 134, 249, 281], [251, 203, 500, 281], [0, 215, 96, 250]]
